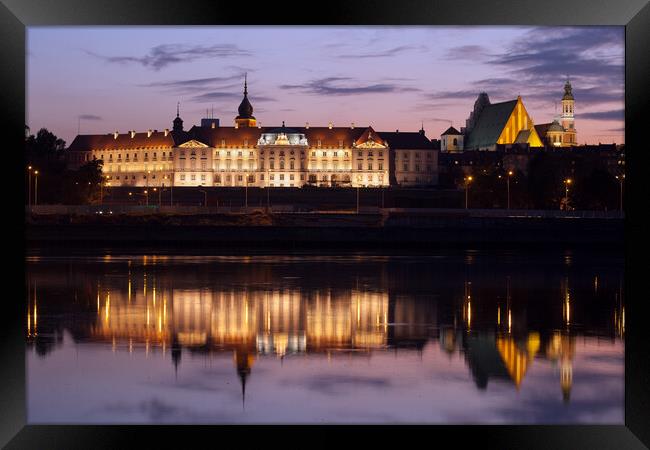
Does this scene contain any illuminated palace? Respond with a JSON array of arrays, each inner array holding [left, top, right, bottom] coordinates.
[[440, 80, 578, 152], [67, 77, 438, 188]]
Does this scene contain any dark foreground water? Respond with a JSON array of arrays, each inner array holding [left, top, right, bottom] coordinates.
[[25, 250, 624, 424]]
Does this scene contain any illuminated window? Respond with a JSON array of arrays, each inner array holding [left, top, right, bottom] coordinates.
[[290, 174, 294, 180], [191, 174, 196, 181], [378, 163, 383, 170], [368, 163, 373, 170], [201, 174, 206, 181], [312, 151, 316, 157], [238, 175, 243, 181], [280, 174, 285, 180], [215, 175, 221, 183], [180, 174, 185, 181], [323, 151, 326, 157]]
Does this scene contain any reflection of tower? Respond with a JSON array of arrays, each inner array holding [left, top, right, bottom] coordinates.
[[546, 331, 576, 403], [560, 357, 573, 403], [234, 348, 256, 407], [171, 334, 181, 378]]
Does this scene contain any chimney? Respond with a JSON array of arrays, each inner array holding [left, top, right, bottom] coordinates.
[[147, 129, 153, 137], [211, 122, 216, 129], [305, 122, 309, 129], [164, 128, 169, 136], [351, 122, 355, 129], [130, 130, 136, 138], [328, 122, 333, 129], [234, 122, 239, 129], [113, 131, 119, 139]]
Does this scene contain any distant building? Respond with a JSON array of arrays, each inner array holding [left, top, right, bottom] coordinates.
[[67, 77, 437, 188], [440, 126, 463, 152]]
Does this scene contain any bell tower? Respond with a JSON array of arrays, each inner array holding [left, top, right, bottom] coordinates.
[[560, 79, 576, 146]]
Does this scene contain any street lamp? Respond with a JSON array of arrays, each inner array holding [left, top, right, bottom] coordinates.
[[198, 189, 207, 207], [465, 175, 473, 209], [507, 170, 513, 210], [563, 178, 572, 211], [27, 166, 33, 207], [615, 174, 625, 213], [244, 173, 248, 208], [34, 170, 39, 206], [356, 184, 360, 213]]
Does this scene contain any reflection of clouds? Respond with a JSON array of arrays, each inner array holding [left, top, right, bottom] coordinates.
[[278, 373, 391, 396]]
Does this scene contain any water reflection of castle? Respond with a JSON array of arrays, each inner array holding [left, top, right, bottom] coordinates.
[[26, 263, 624, 404]]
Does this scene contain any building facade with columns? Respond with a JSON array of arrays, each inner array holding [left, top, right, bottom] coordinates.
[[67, 80, 438, 188]]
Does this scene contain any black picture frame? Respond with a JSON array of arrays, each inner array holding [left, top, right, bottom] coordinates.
[[3, 0, 648, 448]]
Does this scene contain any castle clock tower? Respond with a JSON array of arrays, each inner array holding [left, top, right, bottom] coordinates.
[[234, 74, 257, 128], [560, 79, 576, 146]]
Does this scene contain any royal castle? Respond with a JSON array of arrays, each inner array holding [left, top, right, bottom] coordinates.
[[67, 77, 578, 187], [67, 76, 438, 188]]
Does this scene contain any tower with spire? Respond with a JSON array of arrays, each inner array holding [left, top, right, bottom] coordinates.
[[560, 78, 576, 145], [235, 74, 257, 128], [173, 101, 184, 132]]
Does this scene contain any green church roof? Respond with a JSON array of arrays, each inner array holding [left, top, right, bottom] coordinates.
[[465, 99, 518, 150]]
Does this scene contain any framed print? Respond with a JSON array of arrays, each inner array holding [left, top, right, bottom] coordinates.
[[3, 0, 649, 447]]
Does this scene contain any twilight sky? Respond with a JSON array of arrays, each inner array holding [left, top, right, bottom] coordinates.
[[27, 26, 625, 145]]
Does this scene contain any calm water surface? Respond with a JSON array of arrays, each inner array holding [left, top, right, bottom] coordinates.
[[25, 250, 624, 424]]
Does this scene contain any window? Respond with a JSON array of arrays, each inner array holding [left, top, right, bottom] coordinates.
[[358, 163, 363, 170], [290, 174, 294, 180], [368, 151, 373, 157], [379, 151, 383, 157], [358, 151, 362, 157], [453, 138, 458, 146], [180, 151, 185, 158], [317, 139, 322, 147], [415, 153, 420, 158], [322, 151, 326, 157], [280, 161, 285, 169], [201, 150, 206, 157], [221, 139, 226, 147], [280, 174, 285, 180], [270, 161, 275, 169], [378, 163, 383, 171], [403, 163, 408, 171], [415, 164, 421, 172], [260, 174, 264, 180], [180, 174, 185, 181], [191, 174, 196, 181], [238, 175, 243, 181], [201, 174, 206, 181], [312, 151, 316, 157], [249, 151, 254, 157], [215, 175, 221, 183], [290, 161, 294, 169], [334, 151, 338, 157], [338, 140, 343, 147], [368, 163, 373, 170], [270, 174, 275, 180]]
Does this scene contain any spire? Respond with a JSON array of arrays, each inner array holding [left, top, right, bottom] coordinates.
[[235, 73, 256, 126], [173, 102, 183, 132], [176, 101, 180, 118], [244, 72, 248, 96]]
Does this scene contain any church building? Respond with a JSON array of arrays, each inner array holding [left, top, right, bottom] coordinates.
[[439, 81, 577, 152]]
